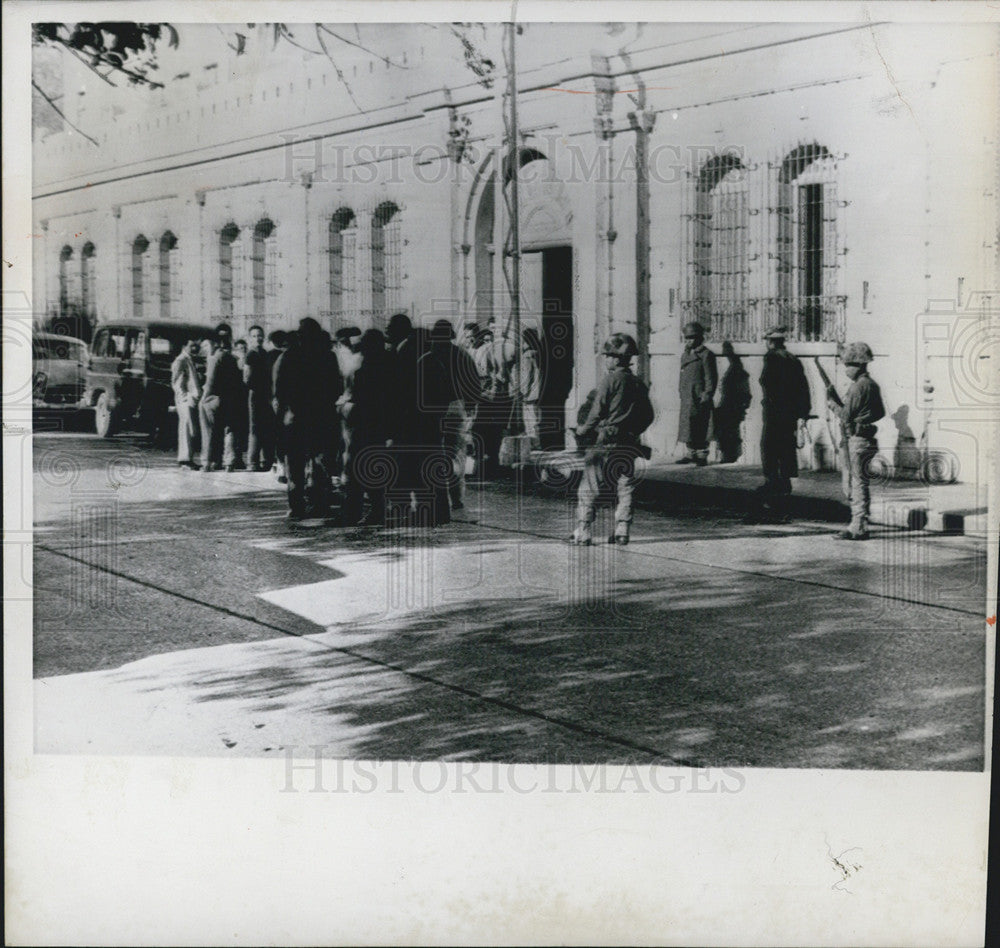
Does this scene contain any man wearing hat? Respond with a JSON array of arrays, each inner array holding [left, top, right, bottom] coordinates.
[[199, 322, 245, 472], [751, 325, 811, 521], [827, 342, 885, 540], [677, 321, 717, 465], [569, 333, 655, 545]]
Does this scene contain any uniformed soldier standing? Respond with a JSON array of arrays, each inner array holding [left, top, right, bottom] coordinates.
[[569, 333, 655, 546], [827, 342, 885, 540], [752, 325, 811, 521], [677, 321, 717, 465]]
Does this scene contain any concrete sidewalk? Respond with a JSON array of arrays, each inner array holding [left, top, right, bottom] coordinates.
[[632, 460, 988, 535]]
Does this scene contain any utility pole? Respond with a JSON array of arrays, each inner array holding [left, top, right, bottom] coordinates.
[[629, 104, 656, 384], [500, 21, 523, 433]]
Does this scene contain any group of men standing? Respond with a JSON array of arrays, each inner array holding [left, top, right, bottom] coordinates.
[[170, 311, 884, 540], [171, 322, 286, 476], [676, 320, 885, 538], [170, 313, 494, 525]]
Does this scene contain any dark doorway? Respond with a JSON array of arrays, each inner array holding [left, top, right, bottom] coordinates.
[[539, 246, 573, 450]]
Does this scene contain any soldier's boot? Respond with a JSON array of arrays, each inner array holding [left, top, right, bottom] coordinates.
[[607, 522, 630, 545], [568, 522, 593, 545]]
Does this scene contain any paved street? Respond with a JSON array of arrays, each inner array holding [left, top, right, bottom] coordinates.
[[31, 431, 987, 768]]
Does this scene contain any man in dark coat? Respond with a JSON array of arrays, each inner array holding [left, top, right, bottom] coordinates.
[[199, 323, 245, 472], [339, 329, 389, 526], [411, 320, 464, 526], [677, 321, 717, 465], [244, 324, 275, 472], [272, 317, 343, 519], [750, 324, 811, 522], [383, 312, 421, 517]]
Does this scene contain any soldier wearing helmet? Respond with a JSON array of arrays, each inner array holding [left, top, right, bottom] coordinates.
[[569, 333, 655, 545], [676, 321, 717, 466], [828, 341, 885, 540]]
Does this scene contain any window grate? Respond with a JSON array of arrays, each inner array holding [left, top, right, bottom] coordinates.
[[771, 142, 844, 343], [371, 201, 401, 322], [328, 207, 356, 317], [683, 153, 753, 342]]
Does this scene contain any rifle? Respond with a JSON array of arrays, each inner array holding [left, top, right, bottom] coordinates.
[[813, 356, 842, 409], [814, 357, 849, 469]]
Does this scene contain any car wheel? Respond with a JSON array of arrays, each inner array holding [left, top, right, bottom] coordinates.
[[95, 393, 116, 438]]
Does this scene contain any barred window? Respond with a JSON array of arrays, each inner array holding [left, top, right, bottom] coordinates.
[[159, 232, 179, 319], [252, 218, 277, 319], [81, 243, 96, 320], [59, 245, 73, 315], [219, 223, 240, 320], [772, 143, 843, 343], [687, 153, 751, 342], [131, 235, 150, 319], [328, 208, 356, 317], [371, 201, 401, 320]]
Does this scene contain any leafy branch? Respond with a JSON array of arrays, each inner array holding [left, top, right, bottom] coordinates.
[[32, 22, 179, 89]]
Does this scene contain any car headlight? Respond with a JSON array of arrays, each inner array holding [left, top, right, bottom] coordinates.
[[33, 371, 47, 394]]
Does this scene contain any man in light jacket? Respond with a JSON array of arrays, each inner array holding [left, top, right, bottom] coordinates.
[[171, 336, 202, 469]]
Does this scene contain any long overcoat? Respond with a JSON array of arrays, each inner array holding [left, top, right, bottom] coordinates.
[[677, 344, 718, 444]]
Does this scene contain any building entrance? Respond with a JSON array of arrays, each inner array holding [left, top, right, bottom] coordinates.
[[523, 245, 573, 449]]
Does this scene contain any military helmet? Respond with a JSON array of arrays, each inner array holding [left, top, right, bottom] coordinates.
[[842, 342, 874, 364], [681, 321, 706, 338], [763, 325, 788, 341], [603, 333, 638, 360]]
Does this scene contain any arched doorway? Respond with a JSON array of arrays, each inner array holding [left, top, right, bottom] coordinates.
[[467, 148, 576, 449], [516, 154, 574, 450]]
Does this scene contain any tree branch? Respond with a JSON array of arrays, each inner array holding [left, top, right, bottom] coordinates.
[[32, 80, 100, 146], [314, 25, 364, 112], [272, 25, 324, 57], [318, 24, 409, 69]]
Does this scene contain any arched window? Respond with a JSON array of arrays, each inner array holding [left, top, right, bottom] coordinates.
[[688, 152, 750, 341], [81, 243, 96, 320], [131, 235, 150, 318], [775, 143, 840, 342], [251, 218, 277, 319], [328, 208, 356, 317], [501, 147, 548, 186], [371, 202, 401, 319], [59, 245, 73, 315], [219, 223, 240, 320], [159, 231, 178, 319]]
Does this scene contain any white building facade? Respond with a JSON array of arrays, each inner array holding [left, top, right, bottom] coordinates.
[[33, 21, 998, 478]]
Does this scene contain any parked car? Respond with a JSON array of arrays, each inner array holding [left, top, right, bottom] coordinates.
[[32, 332, 88, 421], [84, 319, 213, 439]]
